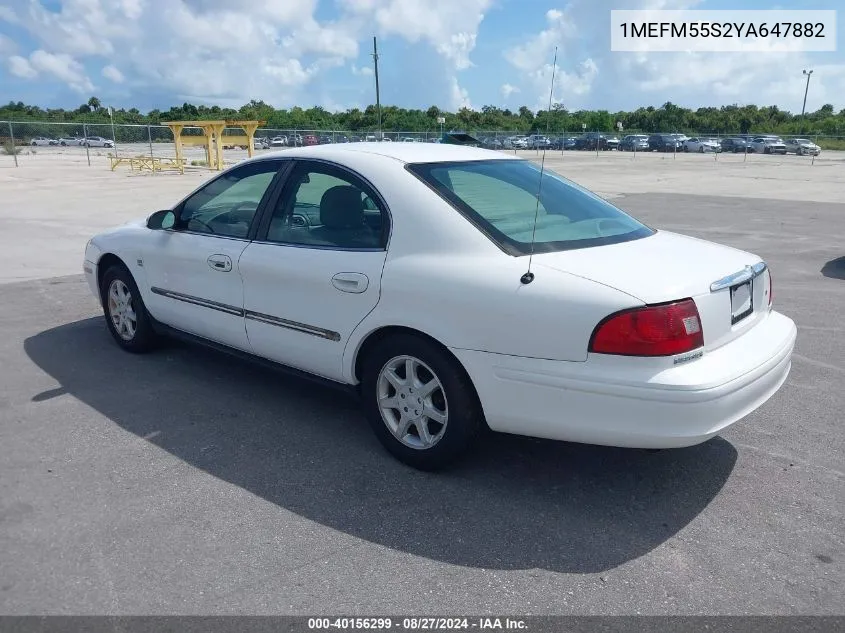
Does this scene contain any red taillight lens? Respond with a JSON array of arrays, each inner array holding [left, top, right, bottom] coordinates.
[[589, 299, 704, 356]]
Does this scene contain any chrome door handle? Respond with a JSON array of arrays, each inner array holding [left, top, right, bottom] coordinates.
[[331, 272, 369, 294], [207, 254, 233, 272]]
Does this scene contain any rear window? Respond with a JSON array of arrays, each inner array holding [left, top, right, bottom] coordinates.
[[407, 159, 654, 255]]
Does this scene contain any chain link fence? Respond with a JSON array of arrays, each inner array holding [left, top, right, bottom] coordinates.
[[2, 120, 844, 168]]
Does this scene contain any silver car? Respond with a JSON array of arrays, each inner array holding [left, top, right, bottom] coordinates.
[[784, 138, 821, 156], [748, 136, 786, 154]]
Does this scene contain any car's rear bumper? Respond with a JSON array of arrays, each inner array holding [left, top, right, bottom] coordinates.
[[452, 310, 796, 449]]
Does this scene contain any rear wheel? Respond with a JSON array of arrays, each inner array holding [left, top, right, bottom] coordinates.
[[100, 265, 158, 353], [360, 334, 484, 470]]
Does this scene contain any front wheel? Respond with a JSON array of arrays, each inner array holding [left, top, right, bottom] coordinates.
[[360, 334, 484, 470], [100, 265, 158, 353]]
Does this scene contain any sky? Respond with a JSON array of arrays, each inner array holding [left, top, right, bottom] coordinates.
[[0, 0, 843, 114]]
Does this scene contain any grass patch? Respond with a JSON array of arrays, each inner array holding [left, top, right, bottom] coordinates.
[[190, 160, 208, 166], [2, 142, 21, 155], [817, 138, 845, 151]]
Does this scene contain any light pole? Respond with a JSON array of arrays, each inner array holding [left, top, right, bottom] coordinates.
[[800, 69, 813, 133]]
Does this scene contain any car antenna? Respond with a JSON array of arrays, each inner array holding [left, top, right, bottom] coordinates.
[[521, 46, 557, 285]]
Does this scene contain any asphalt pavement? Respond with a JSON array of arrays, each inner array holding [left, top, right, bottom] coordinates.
[[0, 193, 842, 615]]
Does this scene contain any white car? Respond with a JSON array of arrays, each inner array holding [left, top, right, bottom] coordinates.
[[784, 138, 821, 156], [83, 136, 114, 148], [83, 144, 796, 470], [269, 136, 286, 147], [684, 137, 721, 153], [30, 136, 58, 146], [58, 136, 83, 146]]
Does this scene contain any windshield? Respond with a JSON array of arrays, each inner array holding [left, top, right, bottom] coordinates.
[[407, 159, 654, 255]]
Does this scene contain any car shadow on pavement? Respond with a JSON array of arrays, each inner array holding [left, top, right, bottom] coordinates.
[[25, 317, 737, 574], [821, 257, 845, 280]]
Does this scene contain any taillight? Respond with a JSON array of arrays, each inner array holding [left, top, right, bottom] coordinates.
[[589, 299, 704, 357]]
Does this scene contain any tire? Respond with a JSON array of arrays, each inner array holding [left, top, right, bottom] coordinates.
[[360, 333, 484, 470], [699, 146, 704, 153], [99, 264, 158, 353]]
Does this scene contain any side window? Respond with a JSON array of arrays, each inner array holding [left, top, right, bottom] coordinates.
[[266, 163, 386, 249], [177, 161, 281, 239]]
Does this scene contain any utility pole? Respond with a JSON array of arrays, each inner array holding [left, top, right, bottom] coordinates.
[[372, 36, 382, 140], [801, 69, 813, 134]]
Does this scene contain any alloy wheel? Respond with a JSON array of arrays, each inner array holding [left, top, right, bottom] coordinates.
[[377, 355, 448, 450], [107, 279, 137, 341]]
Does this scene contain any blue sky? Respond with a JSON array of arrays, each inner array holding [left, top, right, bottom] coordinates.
[[1, 0, 842, 114]]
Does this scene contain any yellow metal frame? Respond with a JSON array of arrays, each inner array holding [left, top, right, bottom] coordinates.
[[162, 119, 265, 170], [109, 154, 187, 174]]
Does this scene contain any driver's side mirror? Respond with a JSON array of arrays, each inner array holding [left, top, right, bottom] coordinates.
[[147, 209, 175, 230]]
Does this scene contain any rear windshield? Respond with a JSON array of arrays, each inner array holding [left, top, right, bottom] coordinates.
[[407, 159, 653, 255]]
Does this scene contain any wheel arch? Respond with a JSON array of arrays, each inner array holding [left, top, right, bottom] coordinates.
[[351, 324, 487, 424], [96, 253, 132, 301]]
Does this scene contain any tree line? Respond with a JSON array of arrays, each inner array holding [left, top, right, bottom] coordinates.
[[2, 96, 844, 137]]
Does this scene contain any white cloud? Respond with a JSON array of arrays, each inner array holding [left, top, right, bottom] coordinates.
[[352, 64, 374, 76], [30, 50, 94, 93], [501, 83, 519, 99], [0, 5, 18, 24], [505, 8, 577, 73], [8, 55, 37, 79], [101, 65, 125, 83], [449, 76, 472, 111], [8, 49, 94, 92], [339, 0, 493, 108], [0, 33, 16, 55]]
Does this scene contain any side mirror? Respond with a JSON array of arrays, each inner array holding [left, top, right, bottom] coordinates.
[[147, 209, 175, 230]]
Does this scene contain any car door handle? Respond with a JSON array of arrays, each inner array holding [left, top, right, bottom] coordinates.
[[331, 272, 369, 294], [207, 254, 233, 272]]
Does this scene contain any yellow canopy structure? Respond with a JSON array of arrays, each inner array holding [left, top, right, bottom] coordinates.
[[162, 119, 265, 170]]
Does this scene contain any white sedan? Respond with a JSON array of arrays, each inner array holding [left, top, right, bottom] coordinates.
[[684, 137, 721, 153], [30, 136, 58, 146], [83, 144, 796, 470], [82, 136, 115, 148]]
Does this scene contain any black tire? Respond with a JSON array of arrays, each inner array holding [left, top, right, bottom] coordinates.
[[99, 264, 158, 353], [360, 333, 484, 470]]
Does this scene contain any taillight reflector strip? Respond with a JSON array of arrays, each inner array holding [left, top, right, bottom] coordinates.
[[589, 299, 704, 357]]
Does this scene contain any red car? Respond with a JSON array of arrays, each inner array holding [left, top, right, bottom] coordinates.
[[303, 135, 318, 146]]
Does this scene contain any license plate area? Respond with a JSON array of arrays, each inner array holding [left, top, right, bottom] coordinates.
[[730, 280, 753, 325]]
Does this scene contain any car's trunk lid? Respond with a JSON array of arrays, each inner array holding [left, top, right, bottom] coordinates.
[[534, 230, 771, 352]]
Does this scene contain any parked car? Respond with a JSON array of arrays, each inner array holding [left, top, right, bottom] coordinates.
[[83, 143, 796, 470], [748, 136, 787, 154], [647, 134, 683, 152], [253, 137, 270, 150], [720, 137, 749, 153], [784, 138, 821, 156], [268, 136, 286, 148], [30, 136, 58, 146], [58, 136, 84, 146], [528, 135, 553, 150], [510, 136, 529, 149], [82, 136, 115, 148], [575, 133, 613, 151], [618, 135, 649, 151], [683, 137, 722, 153], [290, 134, 303, 146], [560, 136, 578, 150], [303, 135, 319, 146]]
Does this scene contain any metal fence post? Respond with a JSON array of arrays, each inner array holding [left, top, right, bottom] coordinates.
[[148, 125, 154, 166], [7, 121, 18, 167], [83, 123, 91, 166]]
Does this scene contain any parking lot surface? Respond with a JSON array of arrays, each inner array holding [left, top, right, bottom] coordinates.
[[0, 153, 843, 614]]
